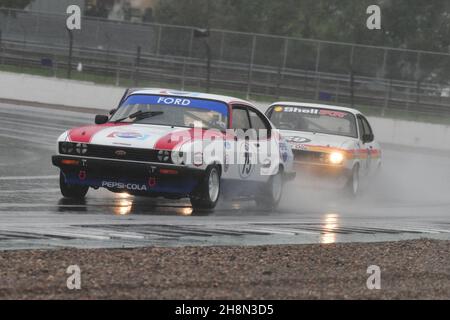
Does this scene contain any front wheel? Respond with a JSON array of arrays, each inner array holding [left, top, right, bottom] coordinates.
[[59, 172, 89, 199], [345, 165, 360, 197], [190, 165, 221, 210], [255, 169, 284, 210]]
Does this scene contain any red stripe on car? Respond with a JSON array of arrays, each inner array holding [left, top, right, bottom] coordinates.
[[68, 123, 126, 143]]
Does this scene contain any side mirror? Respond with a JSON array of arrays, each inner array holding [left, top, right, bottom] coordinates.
[[362, 133, 374, 143], [95, 115, 109, 125]]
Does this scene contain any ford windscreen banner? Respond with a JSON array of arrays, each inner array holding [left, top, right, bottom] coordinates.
[[121, 94, 229, 116]]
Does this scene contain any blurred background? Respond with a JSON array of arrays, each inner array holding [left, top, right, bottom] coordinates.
[[1, 0, 450, 121]]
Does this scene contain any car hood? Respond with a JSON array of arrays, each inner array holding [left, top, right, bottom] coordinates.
[[279, 130, 356, 151], [67, 123, 199, 150]]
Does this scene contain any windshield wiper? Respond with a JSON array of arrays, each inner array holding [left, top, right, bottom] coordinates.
[[114, 111, 164, 123]]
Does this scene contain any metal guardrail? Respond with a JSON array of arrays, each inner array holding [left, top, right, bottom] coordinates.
[[1, 8, 450, 116]]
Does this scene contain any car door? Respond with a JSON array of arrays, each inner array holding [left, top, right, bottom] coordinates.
[[247, 106, 273, 182], [228, 105, 256, 181], [359, 115, 380, 176], [357, 114, 376, 176]]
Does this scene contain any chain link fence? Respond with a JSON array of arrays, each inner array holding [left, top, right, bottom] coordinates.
[[1, 8, 450, 116]]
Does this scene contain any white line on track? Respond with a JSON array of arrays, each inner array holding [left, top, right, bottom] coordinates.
[[0, 118, 70, 132], [0, 175, 58, 181], [0, 188, 60, 194], [0, 133, 54, 147]]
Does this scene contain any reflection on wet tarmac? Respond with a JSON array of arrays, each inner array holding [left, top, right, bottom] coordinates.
[[321, 213, 339, 244], [114, 193, 133, 216]]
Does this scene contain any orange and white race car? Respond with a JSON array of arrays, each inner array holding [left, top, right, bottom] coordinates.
[[265, 102, 382, 196]]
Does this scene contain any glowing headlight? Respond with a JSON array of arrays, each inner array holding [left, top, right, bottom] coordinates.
[[329, 152, 344, 164]]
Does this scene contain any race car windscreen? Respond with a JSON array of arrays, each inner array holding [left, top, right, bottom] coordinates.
[[269, 106, 357, 138], [110, 94, 229, 130]]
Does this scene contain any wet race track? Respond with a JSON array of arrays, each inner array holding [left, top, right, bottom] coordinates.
[[0, 102, 449, 250]]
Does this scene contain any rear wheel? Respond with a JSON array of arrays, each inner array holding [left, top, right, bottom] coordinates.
[[190, 165, 221, 210], [256, 169, 284, 210], [59, 171, 89, 199], [345, 165, 360, 197]]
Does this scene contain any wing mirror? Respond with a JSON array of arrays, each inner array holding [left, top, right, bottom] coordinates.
[[95, 115, 109, 125], [362, 133, 374, 143]]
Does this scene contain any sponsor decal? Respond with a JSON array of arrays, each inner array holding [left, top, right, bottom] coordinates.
[[274, 106, 283, 112], [292, 143, 308, 151], [238, 143, 254, 179], [157, 96, 191, 106], [107, 131, 150, 140], [279, 142, 289, 162], [283, 107, 320, 114], [281, 107, 348, 118], [115, 150, 127, 157], [286, 136, 312, 144], [122, 95, 229, 116], [319, 109, 347, 118], [101, 181, 148, 191]]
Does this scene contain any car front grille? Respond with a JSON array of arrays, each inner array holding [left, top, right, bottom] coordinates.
[[86, 145, 160, 162], [293, 149, 327, 164]]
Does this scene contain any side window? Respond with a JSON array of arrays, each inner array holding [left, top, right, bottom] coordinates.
[[248, 108, 271, 139], [361, 116, 373, 136], [357, 116, 365, 140], [231, 107, 250, 130], [248, 109, 269, 130]]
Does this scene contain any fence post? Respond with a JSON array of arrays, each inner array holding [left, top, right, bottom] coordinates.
[[276, 38, 288, 99], [349, 45, 355, 107], [188, 28, 194, 57], [415, 51, 422, 105], [246, 35, 257, 100], [381, 48, 388, 79], [156, 25, 162, 56], [134, 45, 141, 86], [219, 31, 225, 61], [181, 58, 186, 91], [67, 28, 74, 79], [0, 29, 3, 66], [314, 42, 321, 100]]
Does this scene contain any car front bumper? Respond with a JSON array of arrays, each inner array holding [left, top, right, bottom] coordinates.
[[52, 155, 204, 196], [292, 162, 352, 189]]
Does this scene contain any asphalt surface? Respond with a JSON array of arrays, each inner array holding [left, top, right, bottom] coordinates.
[[0, 102, 449, 250]]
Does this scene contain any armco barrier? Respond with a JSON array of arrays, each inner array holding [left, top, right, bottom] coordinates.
[[0, 71, 449, 151]]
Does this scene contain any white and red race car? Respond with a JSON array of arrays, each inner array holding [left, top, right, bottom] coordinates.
[[265, 102, 382, 196], [52, 89, 295, 210]]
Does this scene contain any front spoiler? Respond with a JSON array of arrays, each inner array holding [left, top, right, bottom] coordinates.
[[293, 162, 351, 189], [52, 155, 204, 196]]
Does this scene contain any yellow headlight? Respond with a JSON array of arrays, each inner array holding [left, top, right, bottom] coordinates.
[[329, 152, 344, 164]]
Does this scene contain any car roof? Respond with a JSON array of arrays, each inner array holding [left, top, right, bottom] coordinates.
[[268, 101, 362, 115], [129, 88, 251, 105]]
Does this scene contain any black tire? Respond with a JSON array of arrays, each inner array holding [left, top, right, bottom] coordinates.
[[190, 165, 221, 210], [345, 164, 360, 197], [59, 171, 89, 199], [255, 168, 284, 210]]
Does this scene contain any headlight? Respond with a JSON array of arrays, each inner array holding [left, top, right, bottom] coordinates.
[[60, 142, 87, 155], [60, 142, 74, 154], [329, 152, 344, 164], [157, 150, 171, 163], [75, 143, 88, 155]]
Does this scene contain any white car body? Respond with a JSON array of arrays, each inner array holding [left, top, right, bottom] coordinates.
[[52, 89, 295, 208], [265, 102, 382, 192]]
